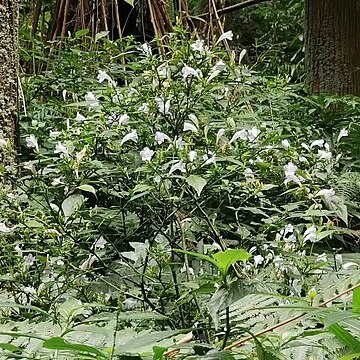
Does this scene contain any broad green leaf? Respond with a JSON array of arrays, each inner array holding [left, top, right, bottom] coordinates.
[[124, 0, 134, 5], [186, 175, 207, 196], [340, 353, 360, 360], [328, 324, 360, 352], [175, 249, 250, 277], [174, 249, 217, 268], [77, 184, 96, 195], [213, 249, 251, 277], [74, 28, 89, 38], [153, 346, 168, 360], [353, 283, 360, 314], [95, 31, 109, 41], [43, 337, 107, 358], [61, 194, 84, 219], [0, 343, 21, 352]]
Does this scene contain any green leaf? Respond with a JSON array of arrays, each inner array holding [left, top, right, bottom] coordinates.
[[213, 249, 251, 277], [174, 249, 218, 268], [95, 31, 109, 41], [75, 29, 89, 38], [328, 323, 360, 352], [153, 346, 167, 360], [124, 0, 134, 5], [353, 283, 360, 314], [340, 353, 360, 360], [175, 249, 250, 278], [0, 343, 22, 352], [77, 184, 96, 195], [186, 175, 207, 196], [43, 337, 107, 358], [61, 194, 84, 219]]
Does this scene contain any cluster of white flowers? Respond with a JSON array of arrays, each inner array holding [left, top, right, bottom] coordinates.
[[284, 162, 304, 186]]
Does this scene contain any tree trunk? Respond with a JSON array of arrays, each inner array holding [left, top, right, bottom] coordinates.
[[305, 0, 360, 96], [0, 0, 19, 150]]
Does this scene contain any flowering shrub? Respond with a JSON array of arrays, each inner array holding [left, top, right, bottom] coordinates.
[[0, 30, 359, 358]]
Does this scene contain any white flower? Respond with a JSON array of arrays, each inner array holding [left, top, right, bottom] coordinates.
[[284, 162, 304, 186], [140, 147, 154, 162], [169, 161, 186, 175], [337, 128, 349, 142], [85, 92, 99, 108], [254, 254, 264, 267], [247, 127, 261, 142], [298, 156, 308, 163], [183, 122, 198, 133], [203, 151, 216, 165], [213, 60, 226, 72], [229, 129, 247, 144], [157, 65, 170, 78], [182, 65, 200, 79], [76, 112, 86, 123], [155, 131, 170, 145], [23, 286, 36, 295], [207, 70, 221, 82], [216, 30, 234, 45], [76, 146, 87, 164], [155, 97, 171, 115], [25, 134, 39, 151], [14, 245, 22, 256], [310, 139, 325, 149], [190, 39, 205, 52], [23, 253, 35, 266], [317, 149, 332, 160], [0, 223, 14, 233], [138, 103, 150, 113], [188, 113, 198, 125], [119, 114, 130, 125], [316, 188, 336, 201], [50, 130, 61, 139], [0, 138, 7, 147], [216, 128, 226, 144], [335, 254, 342, 269], [97, 70, 116, 86], [140, 43, 152, 56], [273, 256, 284, 268], [80, 255, 97, 270], [281, 139, 290, 149], [280, 224, 296, 243], [188, 150, 197, 162], [121, 130, 138, 146], [175, 137, 185, 149], [316, 253, 328, 262], [304, 225, 317, 243], [244, 168, 255, 182], [93, 236, 107, 249], [54, 142, 69, 157]]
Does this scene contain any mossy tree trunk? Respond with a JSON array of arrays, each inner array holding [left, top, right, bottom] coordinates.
[[0, 0, 19, 156], [305, 0, 360, 96]]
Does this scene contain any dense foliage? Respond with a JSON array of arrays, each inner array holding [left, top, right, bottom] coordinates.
[[1, 3, 360, 358]]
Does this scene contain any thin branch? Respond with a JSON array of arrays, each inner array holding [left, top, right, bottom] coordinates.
[[224, 282, 360, 350], [197, 0, 271, 18]]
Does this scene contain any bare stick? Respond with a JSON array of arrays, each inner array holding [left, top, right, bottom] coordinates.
[[197, 0, 270, 18]]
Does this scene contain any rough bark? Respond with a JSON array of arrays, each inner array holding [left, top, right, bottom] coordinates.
[[305, 0, 360, 96], [0, 0, 19, 150]]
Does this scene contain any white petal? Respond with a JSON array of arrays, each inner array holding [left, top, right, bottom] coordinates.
[[216, 30, 234, 45], [121, 130, 138, 146]]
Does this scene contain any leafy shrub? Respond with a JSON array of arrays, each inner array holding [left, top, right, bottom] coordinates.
[[0, 29, 359, 359]]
